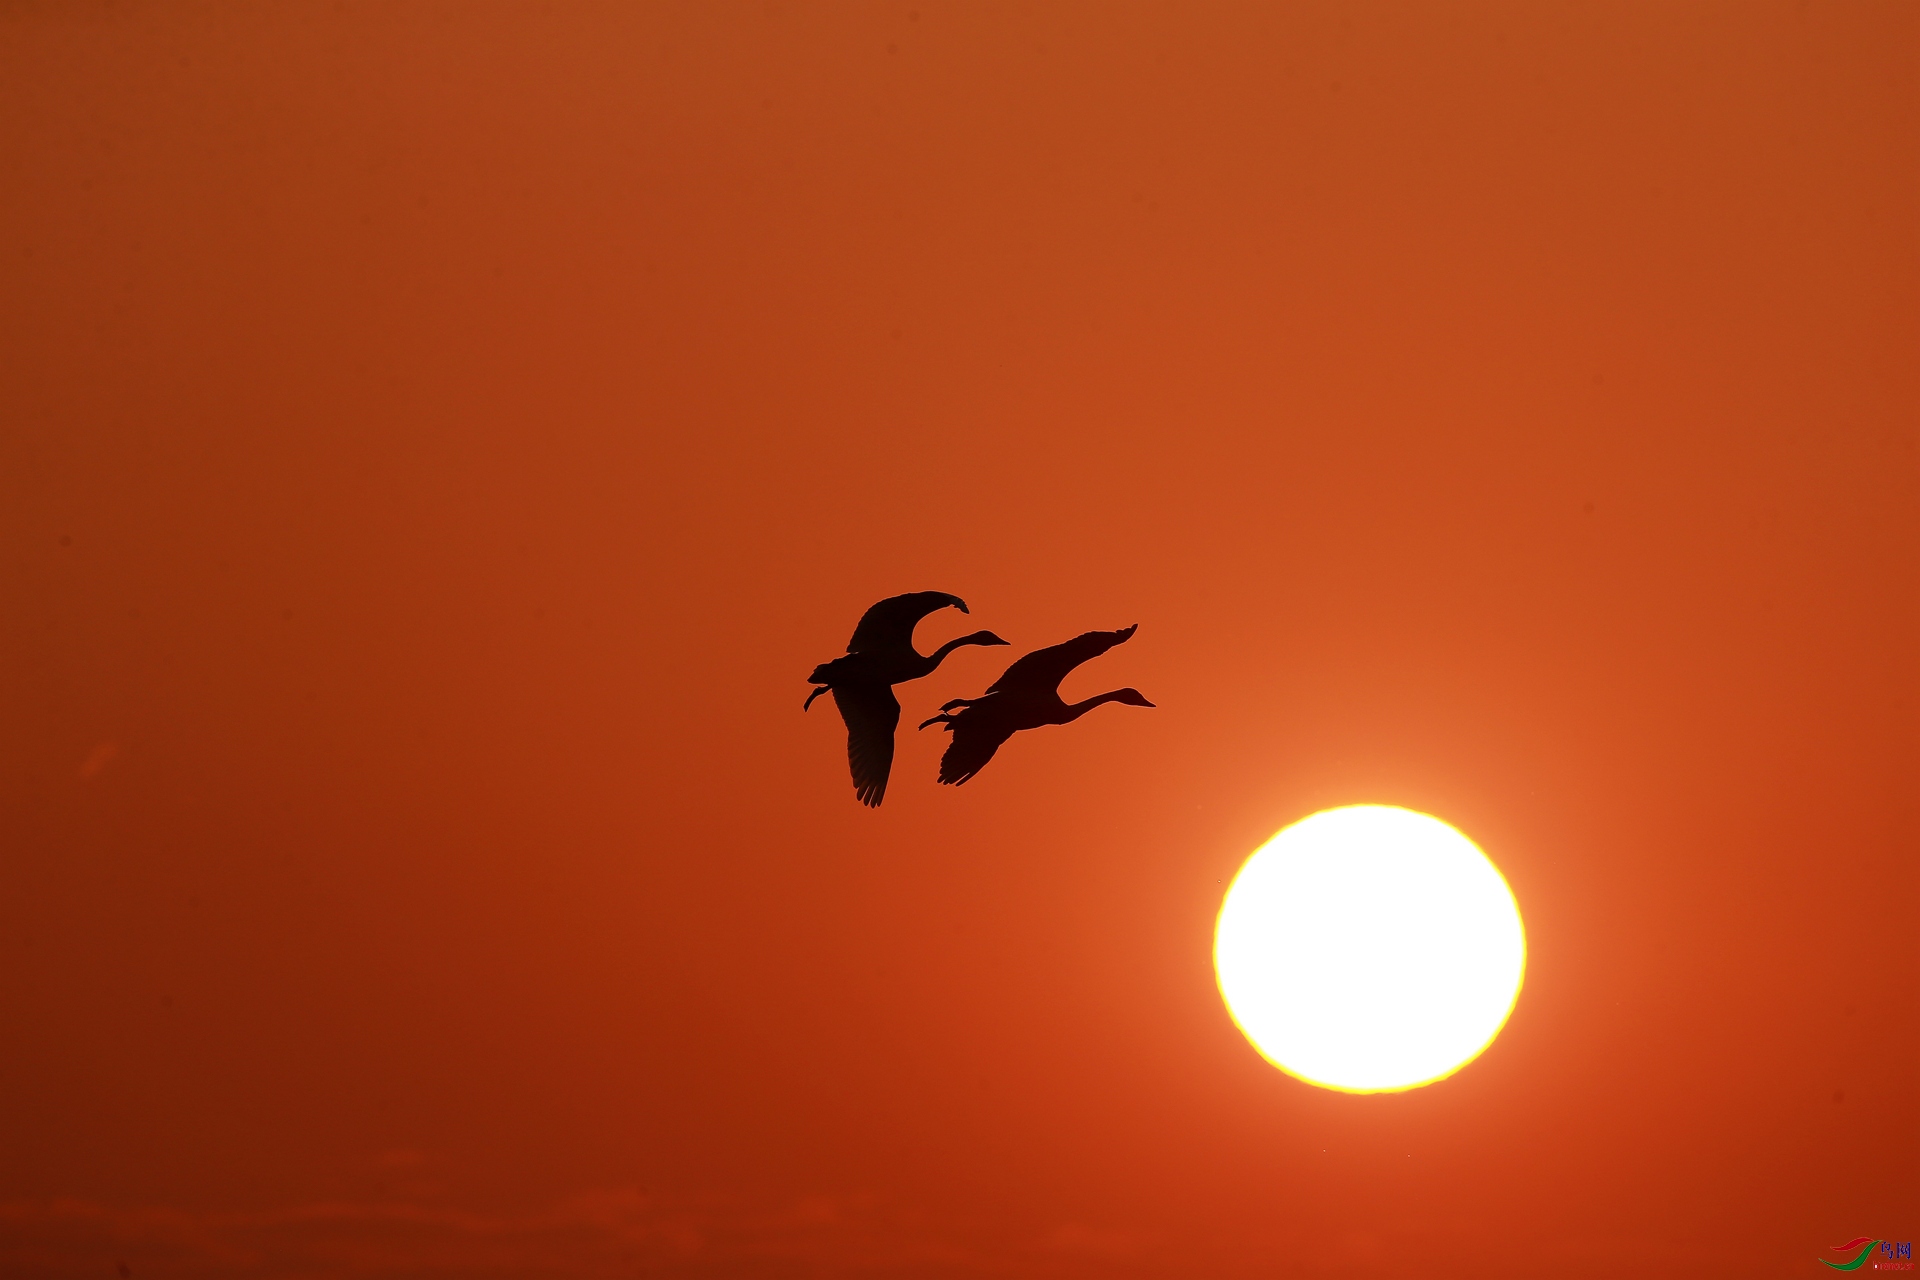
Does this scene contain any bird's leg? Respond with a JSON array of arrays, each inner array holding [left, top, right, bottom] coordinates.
[[803, 685, 831, 711]]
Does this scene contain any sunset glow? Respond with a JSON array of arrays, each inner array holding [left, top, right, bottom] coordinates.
[[4, 3, 1904, 1271], [1214, 806, 1526, 1093]]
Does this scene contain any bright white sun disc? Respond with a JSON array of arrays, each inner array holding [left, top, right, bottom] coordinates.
[[1213, 805, 1525, 1092]]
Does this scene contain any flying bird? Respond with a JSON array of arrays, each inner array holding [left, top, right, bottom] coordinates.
[[918, 624, 1153, 786], [805, 591, 1010, 806]]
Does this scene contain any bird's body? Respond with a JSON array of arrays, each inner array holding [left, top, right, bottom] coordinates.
[[805, 591, 1009, 806], [920, 625, 1153, 785]]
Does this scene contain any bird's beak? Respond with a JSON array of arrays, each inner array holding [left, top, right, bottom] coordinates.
[[954, 599, 970, 613]]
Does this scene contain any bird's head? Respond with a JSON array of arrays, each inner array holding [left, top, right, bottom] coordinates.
[[968, 630, 1012, 647], [1109, 687, 1156, 708]]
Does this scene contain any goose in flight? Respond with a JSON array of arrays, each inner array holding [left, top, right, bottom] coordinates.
[[918, 624, 1153, 786], [805, 591, 1010, 806]]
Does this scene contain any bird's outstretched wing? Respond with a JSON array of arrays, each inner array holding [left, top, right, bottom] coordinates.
[[986, 624, 1138, 695], [847, 591, 967, 654], [831, 681, 901, 806], [935, 709, 1016, 786]]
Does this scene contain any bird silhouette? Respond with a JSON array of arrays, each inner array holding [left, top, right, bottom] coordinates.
[[918, 624, 1153, 785], [805, 591, 1010, 806]]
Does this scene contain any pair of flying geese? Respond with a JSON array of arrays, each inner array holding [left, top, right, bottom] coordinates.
[[805, 591, 1155, 806]]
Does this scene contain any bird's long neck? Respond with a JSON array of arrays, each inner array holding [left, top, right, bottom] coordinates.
[[923, 633, 991, 671], [1060, 690, 1131, 723]]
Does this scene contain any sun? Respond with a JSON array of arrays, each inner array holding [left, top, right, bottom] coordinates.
[[1213, 805, 1526, 1093]]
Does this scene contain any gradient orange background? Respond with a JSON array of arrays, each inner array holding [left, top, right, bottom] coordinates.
[[3, 4, 1914, 1277]]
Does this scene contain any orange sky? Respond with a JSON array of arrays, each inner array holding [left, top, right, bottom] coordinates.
[[2, 3, 1914, 1277]]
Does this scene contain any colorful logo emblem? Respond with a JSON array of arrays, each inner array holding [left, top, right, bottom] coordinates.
[[1821, 1238, 1913, 1271]]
